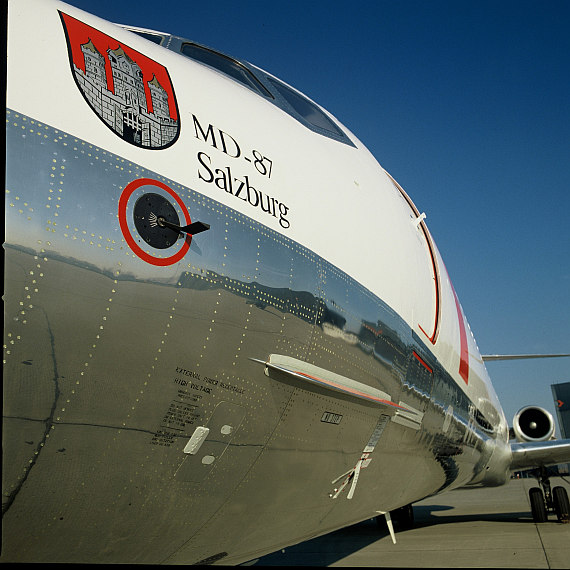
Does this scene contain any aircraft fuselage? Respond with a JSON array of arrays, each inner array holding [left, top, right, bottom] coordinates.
[[3, 0, 510, 563]]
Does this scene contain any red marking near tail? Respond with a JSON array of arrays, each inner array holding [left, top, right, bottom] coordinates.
[[451, 287, 469, 384]]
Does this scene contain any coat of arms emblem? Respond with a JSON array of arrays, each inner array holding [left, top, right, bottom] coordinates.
[[60, 12, 180, 149]]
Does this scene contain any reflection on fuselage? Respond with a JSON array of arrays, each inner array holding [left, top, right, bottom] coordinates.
[[4, 110, 497, 564]]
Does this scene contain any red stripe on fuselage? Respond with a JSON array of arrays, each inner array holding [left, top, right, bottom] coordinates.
[[451, 287, 469, 384], [413, 351, 433, 374], [293, 371, 406, 409]]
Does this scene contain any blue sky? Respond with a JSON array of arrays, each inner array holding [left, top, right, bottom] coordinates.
[[60, 0, 570, 429]]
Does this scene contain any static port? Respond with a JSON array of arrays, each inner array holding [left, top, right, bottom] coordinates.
[[133, 193, 181, 249]]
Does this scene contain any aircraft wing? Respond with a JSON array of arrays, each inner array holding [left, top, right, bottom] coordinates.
[[482, 353, 570, 361], [510, 439, 570, 471]]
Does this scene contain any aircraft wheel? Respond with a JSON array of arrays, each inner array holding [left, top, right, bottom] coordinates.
[[553, 486, 570, 523], [529, 487, 548, 523]]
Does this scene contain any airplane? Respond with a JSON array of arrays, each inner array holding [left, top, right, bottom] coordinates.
[[3, 0, 570, 564]]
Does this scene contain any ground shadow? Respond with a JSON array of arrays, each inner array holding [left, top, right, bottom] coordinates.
[[251, 503, 553, 566]]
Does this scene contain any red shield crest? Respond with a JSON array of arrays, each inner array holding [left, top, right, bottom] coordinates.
[[60, 12, 180, 149]]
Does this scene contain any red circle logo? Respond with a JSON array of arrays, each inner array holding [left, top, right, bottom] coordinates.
[[118, 178, 191, 266]]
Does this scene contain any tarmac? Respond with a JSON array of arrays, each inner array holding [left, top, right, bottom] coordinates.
[[252, 476, 570, 568]]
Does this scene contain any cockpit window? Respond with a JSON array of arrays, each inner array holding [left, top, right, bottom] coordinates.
[[129, 30, 164, 45], [267, 77, 346, 138], [181, 43, 273, 99], [120, 26, 354, 145]]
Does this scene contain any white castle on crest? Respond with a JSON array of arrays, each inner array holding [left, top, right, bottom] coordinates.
[[74, 38, 178, 147]]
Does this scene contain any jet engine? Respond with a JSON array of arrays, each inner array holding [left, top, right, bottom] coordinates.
[[512, 406, 556, 442]]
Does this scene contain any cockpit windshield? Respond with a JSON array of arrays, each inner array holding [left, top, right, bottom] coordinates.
[[181, 43, 273, 99]]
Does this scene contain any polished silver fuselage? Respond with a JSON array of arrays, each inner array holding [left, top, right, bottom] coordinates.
[[3, 0, 509, 564]]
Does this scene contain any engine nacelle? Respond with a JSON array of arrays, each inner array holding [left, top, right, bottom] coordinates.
[[512, 406, 555, 442]]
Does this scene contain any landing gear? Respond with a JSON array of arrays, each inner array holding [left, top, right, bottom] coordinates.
[[528, 467, 570, 523], [553, 486, 570, 523], [529, 487, 548, 522]]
